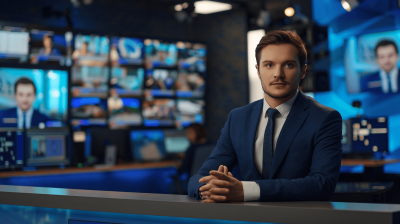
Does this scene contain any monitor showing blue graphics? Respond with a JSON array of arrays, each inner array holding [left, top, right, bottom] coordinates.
[[0, 26, 29, 63], [175, 70, 205, 98], [26, 128, 70, 167], [142, 99, 175, 126], [72, 66, 109, 98], [0, 129, 24, 170], [130, 130, 166, 161], [177, 42, 207, 73], [0, 67, 68, 129], [110, 67, 144, 97], [164, 129, 190, 154], [176, 99, 205, 127], [29, 29, 73, 66], [144, 69, 177, 97], [73, 34, 109, 66], [108, 97, 142, 129], [70, 97, 107, 129], [144, 39, 177, 68], [110, 37, 144, 65]]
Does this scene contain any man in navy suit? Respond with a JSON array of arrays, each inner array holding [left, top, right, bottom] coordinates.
[[188, 30, 342, 202], [360, 40, 399, 93], [0, 78, 49, 128]]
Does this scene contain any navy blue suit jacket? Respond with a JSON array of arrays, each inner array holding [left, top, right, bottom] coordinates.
[[0, 108, 49, 128], [360, 70, 400, 93], [188, 91, 343, 201]]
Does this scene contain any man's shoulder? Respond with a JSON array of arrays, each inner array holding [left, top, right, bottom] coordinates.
[[0, 108, 17, 116], [361, 72, 380, 82], [229, 99, 263, 116]]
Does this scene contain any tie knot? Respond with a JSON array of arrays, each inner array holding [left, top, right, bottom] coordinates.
[[266, 108, 279, 118]]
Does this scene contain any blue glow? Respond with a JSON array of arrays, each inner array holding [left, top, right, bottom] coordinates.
[[71, 98, 100, 108], [144, 120, 160, 127], [121, 98, 140, 108]]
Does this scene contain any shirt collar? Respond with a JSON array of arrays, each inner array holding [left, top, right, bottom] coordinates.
[[263, 89, 299, 119], [17, 106, 34, 117], [380, 65, 398, 77]]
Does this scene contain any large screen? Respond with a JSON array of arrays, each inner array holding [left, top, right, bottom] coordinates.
[[130, 130, 166, 161], [29, 29, 73, 66], [71, 66, 109, 98], [108, 97, 142, 129], [0, 26, 29, 63], [73, 34, 109, 66], [110, 67, 144, 97], [110, 37, 144, 65], [144, 39, 178, 68], [0, 68, 68, 128], [0, 129, 24, 170], [142, 99, 175, 126]]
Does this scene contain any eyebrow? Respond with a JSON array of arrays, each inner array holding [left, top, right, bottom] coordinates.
[[262, 60, 297, 64]]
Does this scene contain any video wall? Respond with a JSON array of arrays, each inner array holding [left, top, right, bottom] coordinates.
[[0, 24, 207, 130]]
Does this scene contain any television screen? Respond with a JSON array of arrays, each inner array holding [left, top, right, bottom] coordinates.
[[144, 69, 177, 97], [350, 117, 388, 153], [163, 129, 190, 154], [0, 128, 24, 170], [0, 26, 29, 63], [108, 97, 142, 129], [110, 67, 144, 97], [130, 130, 166, 161], [29, 29, 73, 66], [0, 68, 68, 128], [176, 99, 205, 127], [25, 128, 70, 166], [175, 70, 206, 98], [144, 39, 177, 68], [177, 42, 207, 73], [345, 30, 400, 94], [110, 37, 144, 65], [71, 66, 109, 98], [142, 99, 175, 126], [70, 97, 107, 128], [73, 34, 109, 66]]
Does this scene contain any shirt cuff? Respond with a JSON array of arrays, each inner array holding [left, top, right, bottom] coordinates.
[[242, 181, 260, 201]]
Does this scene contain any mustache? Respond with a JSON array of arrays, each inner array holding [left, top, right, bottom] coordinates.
[[270, 80, 287, 85]]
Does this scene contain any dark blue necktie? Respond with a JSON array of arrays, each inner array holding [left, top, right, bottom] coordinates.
[[22, 112, 26, 129], [386, 72, 392, 93], [262, 108, 279, 179]]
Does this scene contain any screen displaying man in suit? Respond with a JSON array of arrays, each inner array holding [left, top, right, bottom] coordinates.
[[188, 30, 342, 202], [360, 40, 399, 93], [0, 78, 49, 128]]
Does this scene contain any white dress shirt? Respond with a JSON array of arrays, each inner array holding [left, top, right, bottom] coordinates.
[[17, 106, 34, 129], [379, 66, 398, 93], [242, 90, 299, 201]]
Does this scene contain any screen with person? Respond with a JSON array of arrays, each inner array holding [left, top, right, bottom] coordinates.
[[73, 34, 109, 66], [110, 67, 144, 97], [108, 97, 142, 129], [142, 99, 175, 126], [70, 97, 107, 129], [144, 39, 177, 68], [110, 37, 144, 65], [0, 128, 24, 170], [0, 68, 68, 128], [130, 130, 166, 161], [177, 41, 207, 73], [175, 70, 206, 98], [345, 30, 400, 94], [29, 29, 73, 66], [25, 128, 70, 166], [144, 69, 177, 97], [176, 99, 205, 127], [0, 26, 29, 63], [71, 66, 109, 98]]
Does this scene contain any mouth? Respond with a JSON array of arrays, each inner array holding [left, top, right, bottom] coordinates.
[[271, 83, 287, 86]]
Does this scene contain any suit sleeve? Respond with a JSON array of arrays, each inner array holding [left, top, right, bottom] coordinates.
[[188, 111, 239, 199], [255, 110, 343, 201]]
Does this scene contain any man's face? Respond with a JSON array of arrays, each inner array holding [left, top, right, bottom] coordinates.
[[256, 44, 306, 99], [376, 45, 399, 72], [43, 36, 52, 48], [15, 84, 36, 111]]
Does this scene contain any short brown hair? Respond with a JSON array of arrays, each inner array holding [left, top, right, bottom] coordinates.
[[256, 30, 307, 70], [14, 78, 36, 95], [187, 123, 207, 142], [375, 40, 398, 56]]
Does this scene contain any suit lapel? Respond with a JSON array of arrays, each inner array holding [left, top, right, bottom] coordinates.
[[270, 91, 310, 179], [245, 100, 263, 180]]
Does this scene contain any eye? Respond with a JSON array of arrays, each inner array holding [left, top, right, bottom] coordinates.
[[265, 63, 272, 68], [285, 63, 293, 68]]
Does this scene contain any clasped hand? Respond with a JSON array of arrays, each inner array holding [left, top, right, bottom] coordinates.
[[198, 165, 244, 203]]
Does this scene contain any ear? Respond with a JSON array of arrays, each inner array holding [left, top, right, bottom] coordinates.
[[300, 64, 307, 80], [255, 64, 261, 79]]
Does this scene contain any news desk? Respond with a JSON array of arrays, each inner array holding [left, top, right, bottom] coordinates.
[[0, 185, 400, 224]]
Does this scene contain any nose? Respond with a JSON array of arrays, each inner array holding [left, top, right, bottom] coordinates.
[[274, 66, 284, 79]]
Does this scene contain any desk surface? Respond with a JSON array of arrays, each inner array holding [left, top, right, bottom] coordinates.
[[0, 185, 399, 224], [341, 158, 400, 167], [0, 161, 180, 178]]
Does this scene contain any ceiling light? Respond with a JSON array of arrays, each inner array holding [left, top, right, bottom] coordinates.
[[284, 7, 295, 17], [182, 2, 189, 9], [194, 1, 232, 14], [175, 4, 183, 11], [341, 0, 359, 12]]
